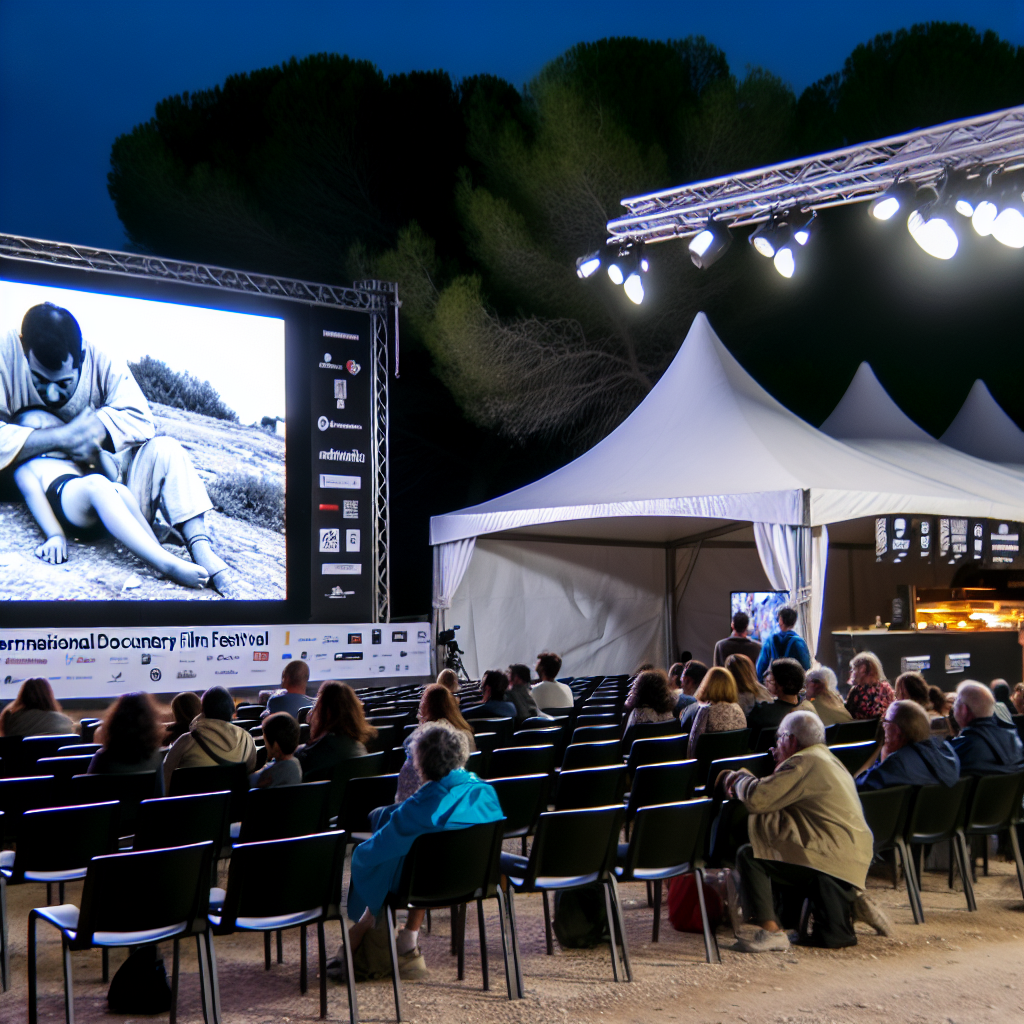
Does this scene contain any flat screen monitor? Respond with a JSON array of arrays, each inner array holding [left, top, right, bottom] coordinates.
[[730, 591, 790, 641]]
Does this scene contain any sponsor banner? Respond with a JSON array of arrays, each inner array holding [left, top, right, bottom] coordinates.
[[0, 623, 430, 699]]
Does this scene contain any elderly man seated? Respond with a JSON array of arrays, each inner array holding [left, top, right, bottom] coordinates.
[[719, 710, 873, 951], [804, 667, 853, 727], [856, 700, 959, 790], [950, 681, 1024, 775]]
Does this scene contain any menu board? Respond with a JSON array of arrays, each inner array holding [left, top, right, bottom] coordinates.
[[877, 517, 1022, 567]]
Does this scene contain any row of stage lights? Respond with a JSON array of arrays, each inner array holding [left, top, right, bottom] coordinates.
[[576, 165, 1024, 299]]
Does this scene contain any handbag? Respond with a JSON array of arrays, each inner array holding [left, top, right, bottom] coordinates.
[[667, 873, 723, 933]]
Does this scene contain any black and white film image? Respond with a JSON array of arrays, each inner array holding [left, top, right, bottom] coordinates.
[[0, 281, 286, 600]]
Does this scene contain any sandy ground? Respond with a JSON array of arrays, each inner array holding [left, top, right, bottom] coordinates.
[[4, 851, 1023, 1024]]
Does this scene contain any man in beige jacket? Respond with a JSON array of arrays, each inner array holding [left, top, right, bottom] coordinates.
[[720, 710, 873, 951]]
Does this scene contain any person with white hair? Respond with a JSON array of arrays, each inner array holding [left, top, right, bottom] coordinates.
[[856, 700, 959, 790], [804, 667, 853, 727], [950, 681, 1024, 776], [718, 709, 873, 951]]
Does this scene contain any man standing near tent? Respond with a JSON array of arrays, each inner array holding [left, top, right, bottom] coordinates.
[[755, 606, 811, 681], [714, 611, 762, 667]]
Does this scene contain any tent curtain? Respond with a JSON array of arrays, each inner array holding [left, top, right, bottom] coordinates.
[[431, 539, 476, 675], [753, 523, 829, 660]]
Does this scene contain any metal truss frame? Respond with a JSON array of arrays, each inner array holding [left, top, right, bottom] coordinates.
[[607, 105, 1024, 245], [0, 233, 397, 623]]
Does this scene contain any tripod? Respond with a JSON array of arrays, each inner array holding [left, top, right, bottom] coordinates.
[[443, 642, 473, 685]]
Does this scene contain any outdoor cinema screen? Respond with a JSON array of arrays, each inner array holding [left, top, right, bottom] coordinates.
[[731, 590, 790, 641], [0, 279, 286, 602]]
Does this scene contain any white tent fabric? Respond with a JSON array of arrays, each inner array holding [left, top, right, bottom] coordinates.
[[940, 379, 1024, 469], [819, 363, 1024, 512]]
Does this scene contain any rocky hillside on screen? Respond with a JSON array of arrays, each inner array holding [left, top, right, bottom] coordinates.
[[0, 404, 286, 601]]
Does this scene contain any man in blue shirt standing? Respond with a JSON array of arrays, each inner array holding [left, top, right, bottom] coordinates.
[[755, 605, 811, 682], [950, 681, 1024, 775]]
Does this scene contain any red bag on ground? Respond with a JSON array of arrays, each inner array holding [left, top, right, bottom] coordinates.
[[667, 873, 724, 933]]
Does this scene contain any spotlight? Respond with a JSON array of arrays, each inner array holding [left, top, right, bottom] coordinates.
[[575, 250, 602, 279], [773, 246, 796, 278], [624, 269, 645, 304], [868, 178, 917, 221], [688, 214, 733, 269], [606, 244, 629, 284], [791, 210, 817, 246], [973, 200, 998, 236], [992, 200, 1024, 248], [906, 175, 959, 260], [748, 212, 789, 258]]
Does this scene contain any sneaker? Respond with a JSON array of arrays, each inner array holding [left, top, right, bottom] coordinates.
[[732, 928, 792, 953], [398, 947, 429, 980], [852, 893, 893, 936]]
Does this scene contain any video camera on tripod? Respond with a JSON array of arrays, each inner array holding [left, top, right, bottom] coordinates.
[[436, 625, 471, 683]]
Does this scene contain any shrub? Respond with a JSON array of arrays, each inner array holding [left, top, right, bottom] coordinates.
[[207, 472, 285, 532], [129, 356, 238, 422]]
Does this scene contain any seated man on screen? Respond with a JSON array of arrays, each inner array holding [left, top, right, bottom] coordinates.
[[0, 302, 235, 594]]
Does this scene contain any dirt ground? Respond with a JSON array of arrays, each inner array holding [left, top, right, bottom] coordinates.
[[4, 851, 1022, 1024]]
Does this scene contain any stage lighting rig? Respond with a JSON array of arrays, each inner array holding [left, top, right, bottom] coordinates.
[[868, 178, 917, 221], [748, 212, 790, 259], [906, 172, 960, 260]]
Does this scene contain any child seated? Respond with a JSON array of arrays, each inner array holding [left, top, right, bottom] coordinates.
[[251, 712, 304, 788], [12, 408, 208, 588]]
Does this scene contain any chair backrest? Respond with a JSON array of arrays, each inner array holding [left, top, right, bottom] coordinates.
[[0, 735, 25, 774], [249, 725, 264, 740], [14, 733, 81, 773], [519, 716, 557, 730], [134, 791, 232, 852], [627, 735, 689, 773], [59, 743, 101, 756], [393, 819, 506, 906], [234, 704, 264, 721], [553, 765, 627, 811], [905, 776, 973, 845], [706, 798, 750, 867], [626, 761, 699, 819], [486, 745, 555, 779], [858, 785, 913, 852], [826, 718, 879, 745], [303, 751, 385, 815], [511, 727, 562, 752], [705, 753, 774, 791], [8, 801, 120, 883], [169, 762, 250, 821], [219, 832, 344, 925], [571, 724, 620, 745], [964, 770, 1024, 833], [560, 740, 622, 772], [487, 774, 548, 837], [574, 714, 617, 728], [337, 773, 399, 835], [753, 727, 777, 753], [69, 772, 159, 832], [621, 798, 715, 877], [468, 718, 513, 747], [523, 805, 623, 885], [35, 754, 95, 783], [297, 706, 311, 725], [367, 723, 398, 756], [75, 841, 214, 948], [1013, 714, 1024, 745], [621, 718, 681, 751], [829, 741, 878, 776], [0, 775, 58, 834], [237, 779, 331, 843], [470, 731, 500, 755], [692, 729, 751, 787]]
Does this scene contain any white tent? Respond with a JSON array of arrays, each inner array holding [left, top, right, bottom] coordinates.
[[940, 379, 1024, 469], [430, 314, 1017, 678]]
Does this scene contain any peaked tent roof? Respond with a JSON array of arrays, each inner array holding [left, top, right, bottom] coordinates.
[[431, 314, 1014, 546], [820, 363, 1024, 511], [939, 380, 1024, 468]]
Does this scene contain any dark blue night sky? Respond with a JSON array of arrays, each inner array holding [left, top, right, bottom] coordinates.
[[1, 0, 1022, 251]]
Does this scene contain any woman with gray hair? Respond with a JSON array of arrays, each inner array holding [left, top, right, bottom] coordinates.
[[804, 667, 853, 727]]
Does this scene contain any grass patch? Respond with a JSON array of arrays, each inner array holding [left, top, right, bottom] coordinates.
[[208, 472, 284, 531], [130, 356, 238, 422]]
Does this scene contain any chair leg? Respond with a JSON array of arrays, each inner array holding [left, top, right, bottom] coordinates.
[[450, 905, 458, 955], [456, 903, 466, 980], [0, 876, 8, 994], [955, 832, 977, 912], [477, 899, 489, 991], [601, 882, 621, 983], [62, 936, 75, 1024], [493, 889, 515, 1001], [195, 934, 216, 1024], [385, 905, 404, 1022], [101, 948, 109, 983], [505, 886, 525, 999], [47, 883, 52, 906], [317, 921, 327, 1019], [277, 928, 284, 964], [425, 908, 431, 933], [694, 868, 721, 965], [651, 879, 662, 942], [300, 924, 308, 994], [645, 880, 653, 908], [895, 839, 923, 925], [169, 938, 180, 1024], [28, 911, 39, 1024], [338, 909, 359, 1024], [264, 931, 272, 970], [1009, 825, 1024, 901], [59, 881, 65, 905], [205, 932, 223, 1024], [542, 891, 553, 955], [608, 875, 632, 982]]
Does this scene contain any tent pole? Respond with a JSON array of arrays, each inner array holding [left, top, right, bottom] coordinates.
[[664, 546, 677, 665]]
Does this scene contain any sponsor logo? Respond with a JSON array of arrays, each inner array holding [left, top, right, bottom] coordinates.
[[319, 354, 345, 370], [110, 656, 129, 665], [334, 379, 347, 402], [322, 635, 339, 644], [66, 655, 96, 665], [314, 653, 328, 659], [400, 650, 408, 657], [346, 528, 360, 553], [326, 587, 355, 599], [348, 633, 363, 645], [5, 657, 46, 665], [379, 665, 386, 673], [322, 331, 359, 341], [320, 503, 339, 512], [207, 655, 214, 661], [391, 631, 407, 642], [343, 500, 358, 519], [252, 669, 267, 674], [301, 651, 308, 660], [108, 672, 124, 684], [177, 670, 197, 679], [150, 668, 162, 682], [319, 448, 365, 463], [215, 670, 238, 676], [282, 653, 292, 659], [141, 653, 151, 665], [346, 360, 361, 375], [253, 651, 269, 661], [323, 563, 361, 575], [320, 528, 340, 553], [217, 654, 240, 661], [417, 630, 429, 643], [336, 652, 363, 661], [4, 676, 17, 685], [318, 416, 362, 432], [319, 474, 360, 490]]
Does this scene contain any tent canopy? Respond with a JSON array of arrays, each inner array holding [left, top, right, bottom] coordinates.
[[940, 379, 1024, 468]]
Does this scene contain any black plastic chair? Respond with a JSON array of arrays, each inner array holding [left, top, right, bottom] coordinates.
[[0, 776, 58, 840], [20, 734, 82, 771], [58, 743, 101, 757], [626, 762, 699, 829], [706, 798, 750, 868], [561, 740, 622, 772], [488, 775, 549, 846], [169, 763, 251, 823], [235, 704, 264, 721], [368, 723, 398, 758], [753, 727, 777, 753], [500, 805, 629, 991], [620, 718, 680, 752], [573, 714, 617, 728], [470, 732, 500, 756], [705, 753, 774, 792], [236, 780, 331, 844], [34, 755, 94, 784], [511, 727, 561, 748], [553, 765, 627, 811], [858, 785, 920, 923], [830, 741, 878, 776], [519, 716, 557, 730], [616, 798, 719, 954], [962, 770, 1024, 901], [468, 718, 514, 747], [28, 841, 218, 1024], [383, 819, 515, 1016], [826, 718, 880, 745], [208, 831, 355, 1022], [0, 736, 24, 776], [627, 735, 689, 775], [297, 706, 312, 726], [70, 771, 161, 834], [337, 773, 400, 844], [691, 729, 751, 789], [134, 792, 232, 857], [303, 752, 386, 819], [78, 720, 102, 744], [571, 724, 620, 745], [487, 745, 555, 779], [904, 777, 975, 918]]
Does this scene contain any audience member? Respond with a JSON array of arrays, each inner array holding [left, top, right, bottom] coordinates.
[[714, 611, 762, 667], [624, 669, 677, 730], [250, 712, 303, 788], [680, 660, 708, 700], [436, 668, 460, 694], [0, 677, 77, 737], [726, 653, 771, 716], [263, 660, 314, 719], [462, 670, 518, 720], [666, 663, 690, 713], [296, 681, 378, 778], [990, 680, 1016, 724], [754, 606, 811, 681], [162, 685, 257, 791], [686, 667, 747, 757], [398, 685, 477, 801], [165, 691, 202, 745], [720, 710, 874, 951], [1012, 682, 1024, 716], [745, 659, 815, 741], [804, 667, 853, 727], [856, 700, 959, 790], [949, 681, 1024, 775], [506, 664, 542, 724], [531, 652, 573, 709], [894, 672, 951, 736], [87, 691, 165, 793], [844, 652, 895, 720]]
